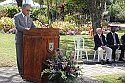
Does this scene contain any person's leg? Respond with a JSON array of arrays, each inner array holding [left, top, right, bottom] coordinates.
[[110, 46, 118, 61], [97, 47, 104, 60], [16, 43, 23, 77], [105, 47, 112, 61], [119, 45, 125, 61]]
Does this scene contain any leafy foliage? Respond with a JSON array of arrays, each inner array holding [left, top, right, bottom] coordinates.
[[0, 5, 20, 18], [0, 17, 14, 32], [41, 48, 80, 83]]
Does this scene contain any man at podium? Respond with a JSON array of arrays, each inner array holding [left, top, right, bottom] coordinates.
[[14, 3, 36, 77]]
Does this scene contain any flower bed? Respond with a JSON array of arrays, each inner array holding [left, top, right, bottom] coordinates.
[[41, 48, 80, 83]]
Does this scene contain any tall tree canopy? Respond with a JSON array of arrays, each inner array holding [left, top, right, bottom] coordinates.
[[86, 0, 106, 34]]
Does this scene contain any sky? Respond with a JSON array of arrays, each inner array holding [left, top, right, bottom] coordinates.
[[23, 0, 32, 4], [0, 0, 47, 8], [0, 0, 33, 4], [0, 0, 38, 6]]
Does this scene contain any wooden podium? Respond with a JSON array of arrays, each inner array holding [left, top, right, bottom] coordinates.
[[22, 28, 59, 83]]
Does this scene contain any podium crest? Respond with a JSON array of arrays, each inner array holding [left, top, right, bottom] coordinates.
[[49, 43, 54, 51]]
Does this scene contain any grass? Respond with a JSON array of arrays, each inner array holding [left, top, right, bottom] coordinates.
[[94, 74, 125, 83], [0, 28, 125, 67], [0, 33, 94, 67], [0, 33, 16, 67], [0, 28, 125, 82]]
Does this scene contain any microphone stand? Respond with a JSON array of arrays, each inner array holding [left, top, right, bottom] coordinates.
[[30, 15, 50, 28]]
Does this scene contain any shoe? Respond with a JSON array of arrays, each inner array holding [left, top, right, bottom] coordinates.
[[106, 59, 111, 64], [118, 58, 124, 61], [112, 59, 115, 63], [100, 59, 105, 65]]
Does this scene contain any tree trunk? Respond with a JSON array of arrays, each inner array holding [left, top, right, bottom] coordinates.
[[16, 0, 22, 7], [87, 0, 105, 35]]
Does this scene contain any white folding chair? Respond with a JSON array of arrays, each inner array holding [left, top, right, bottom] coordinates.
[[74, 37, 88, 61]]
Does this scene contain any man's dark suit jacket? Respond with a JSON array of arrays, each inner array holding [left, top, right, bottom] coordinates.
[[106, 32, 120, 46], [121, 34, 125, 45], [94, 34, 107, 50]]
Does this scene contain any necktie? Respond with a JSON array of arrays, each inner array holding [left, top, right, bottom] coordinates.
[[24, 16, 27, 25], [100, 36, 104, 45], [113, 33, 117, 45]]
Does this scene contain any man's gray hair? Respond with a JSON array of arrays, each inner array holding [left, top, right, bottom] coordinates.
[[22, 3, 31, 8], [96, 28, 102, 32]]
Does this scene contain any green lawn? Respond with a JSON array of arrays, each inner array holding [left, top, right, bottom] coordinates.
[[0, 28, 125, 67], [0, 29, 125, 82], [0, 33, 94, 67], [94, 74, 125, 83], [0, 33, 16, 67]]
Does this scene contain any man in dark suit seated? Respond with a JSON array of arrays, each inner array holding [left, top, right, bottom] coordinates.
[[94, 28, 112, 64], [119, 33, 125, 61], [106, 26, 124, 62]]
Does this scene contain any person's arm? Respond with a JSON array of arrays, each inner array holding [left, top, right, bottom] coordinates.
[[106, 33, 110, 46], [121, 35, 125, 45], [94, 35, 101, 49], [115, 33, 120, 45], [14, 15, 28, 31]]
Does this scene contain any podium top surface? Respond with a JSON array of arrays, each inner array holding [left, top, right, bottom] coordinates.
[[23, 28, 59, 36]]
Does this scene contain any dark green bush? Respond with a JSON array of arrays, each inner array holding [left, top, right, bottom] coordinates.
[[115, 11, 125, 23], [30, 8, 41, 20], [0, 5, 20, 18]]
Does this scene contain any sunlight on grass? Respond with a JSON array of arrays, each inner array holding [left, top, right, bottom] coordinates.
[[0, 27, 124, 67], [0, 33, 16, 67], [94, 74, 125, 83]]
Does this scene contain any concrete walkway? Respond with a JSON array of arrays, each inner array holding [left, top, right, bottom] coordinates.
[[0, 62, 125, 83], [80, 62, 125, 77], [0, 67, 31, 83]]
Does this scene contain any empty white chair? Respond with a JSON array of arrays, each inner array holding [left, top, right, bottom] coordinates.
[[74, 37, 88, 61]]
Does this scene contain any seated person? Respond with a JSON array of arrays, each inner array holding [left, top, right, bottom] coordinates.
[[94, 28, 112, 64], [119, 33, 125, 61], [106, 26, 122, 61]]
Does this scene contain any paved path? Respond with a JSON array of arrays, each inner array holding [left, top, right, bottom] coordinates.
[[0, 67, 31, 83], [80, 62, 125, 77], [0, 62, 125, 83]]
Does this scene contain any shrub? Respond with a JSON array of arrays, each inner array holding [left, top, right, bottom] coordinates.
[[41, 48, 79, 83], [65, 14, 83, 26], [30, 8, 41, 20], [52, 21, 84, 35], [0, 9, 7, 17], [0, 5, 20, 18], [0, 20, 4, 30], [1, 17, 14, 32], [38, 14, 49, 24]]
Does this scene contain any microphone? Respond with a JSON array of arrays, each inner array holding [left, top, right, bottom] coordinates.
[[30, 15, 49, 28]]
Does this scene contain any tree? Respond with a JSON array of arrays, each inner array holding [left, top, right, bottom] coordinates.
[[86, 0, 106, 34], [15, 0, 22, 7], [0, 0, 5, 2]]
